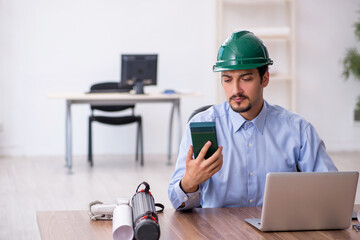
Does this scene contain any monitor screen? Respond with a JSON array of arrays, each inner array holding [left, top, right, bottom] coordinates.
[[120, 54, 158, 94]]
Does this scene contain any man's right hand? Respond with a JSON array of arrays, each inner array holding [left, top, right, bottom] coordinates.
[[180, 141, 223, 193]]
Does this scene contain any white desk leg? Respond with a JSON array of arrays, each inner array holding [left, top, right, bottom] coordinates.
[[65, 100, 73, 174], [176, 99, 181, 154], [168, 99, 181, 165], [168, 102, 175, 165]]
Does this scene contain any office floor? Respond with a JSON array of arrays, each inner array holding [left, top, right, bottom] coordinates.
[[0, 152, 359, 240]]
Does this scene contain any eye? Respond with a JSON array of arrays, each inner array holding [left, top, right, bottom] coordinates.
[[242, 78, 252, 82], [222, 78, 231, 83]]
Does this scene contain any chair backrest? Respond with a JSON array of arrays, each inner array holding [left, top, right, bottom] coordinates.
[[188, 105, 213, 122], [90, 82, 120, 91], [90, 82, 135, 112]]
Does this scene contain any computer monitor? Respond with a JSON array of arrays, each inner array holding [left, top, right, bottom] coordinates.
[[120, 54, 158, 94]]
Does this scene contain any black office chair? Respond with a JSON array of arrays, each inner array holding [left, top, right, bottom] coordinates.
[[188, 105, 213, 122], [88, 82, 144, 166]]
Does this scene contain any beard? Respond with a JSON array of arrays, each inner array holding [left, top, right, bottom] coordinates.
[[228, 94, 252, 113]]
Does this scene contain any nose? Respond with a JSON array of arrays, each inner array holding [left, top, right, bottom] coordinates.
[[232, 81, 243, 95]]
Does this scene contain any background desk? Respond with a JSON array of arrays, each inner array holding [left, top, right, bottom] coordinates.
[[48, 92, 194, 173], [37, 205, 360, 240]]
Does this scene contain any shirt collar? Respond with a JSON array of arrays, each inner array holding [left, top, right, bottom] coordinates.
[[228, 100, 268, 134], [252, 100, 267, 134]]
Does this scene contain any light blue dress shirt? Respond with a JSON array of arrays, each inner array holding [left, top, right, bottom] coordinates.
[[168, 100, 337, 210]]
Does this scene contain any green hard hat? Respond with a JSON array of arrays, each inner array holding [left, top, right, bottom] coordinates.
[[213, 30, 273, 72]]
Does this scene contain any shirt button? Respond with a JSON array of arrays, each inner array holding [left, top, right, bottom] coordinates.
[[184, 196, 188, 201], [248, 143, 253, 147], [249, 172, 254, 176], [249, 199, 253, 203]]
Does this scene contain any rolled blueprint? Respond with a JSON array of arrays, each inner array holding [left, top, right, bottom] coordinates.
[[112, 204, 133, 240]]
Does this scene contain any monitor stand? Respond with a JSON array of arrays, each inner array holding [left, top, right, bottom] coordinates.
[[134, 80, 145, 94]]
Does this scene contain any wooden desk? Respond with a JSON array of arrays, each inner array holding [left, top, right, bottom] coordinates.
[[37, 205, 360, 240], [48, 92, 197, 173]]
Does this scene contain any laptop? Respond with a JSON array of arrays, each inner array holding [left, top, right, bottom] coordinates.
[[245, 171, 359, 231]]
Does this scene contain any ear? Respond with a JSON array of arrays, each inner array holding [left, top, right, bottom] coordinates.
[[262, 71, 269, 88]]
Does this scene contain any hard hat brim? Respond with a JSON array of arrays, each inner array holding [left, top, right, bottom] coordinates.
[[213, 62, 272, 72]]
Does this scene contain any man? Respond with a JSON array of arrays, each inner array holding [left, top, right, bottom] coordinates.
[[168, 30, 337, 210]]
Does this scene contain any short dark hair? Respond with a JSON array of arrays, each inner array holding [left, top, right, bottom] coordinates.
[[257, 64, 269, 83]]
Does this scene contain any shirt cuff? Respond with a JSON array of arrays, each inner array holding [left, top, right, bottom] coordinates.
[[174, 181, 201, 210]]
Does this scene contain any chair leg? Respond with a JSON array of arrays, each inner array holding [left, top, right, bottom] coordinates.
[[135, 121, 139, 162], [139, 119, 144, 166], [88, 118, 93, 167]]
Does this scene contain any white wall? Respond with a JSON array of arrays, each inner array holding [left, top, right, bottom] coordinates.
[[0, 0, 359, 157], [296, 0, 360, 151], [0, 0, 217, 156]]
